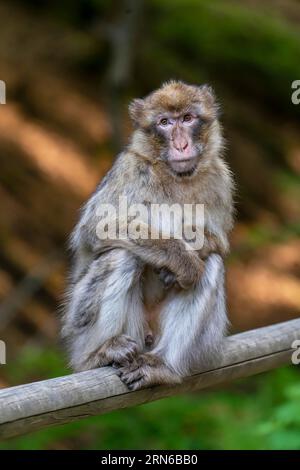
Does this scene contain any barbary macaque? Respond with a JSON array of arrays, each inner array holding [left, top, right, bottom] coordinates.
[[62, 80, 234, 390]]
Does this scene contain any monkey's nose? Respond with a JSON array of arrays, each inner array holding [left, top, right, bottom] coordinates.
[[182, 141, 188, 151], [174, 139, 189, 152]]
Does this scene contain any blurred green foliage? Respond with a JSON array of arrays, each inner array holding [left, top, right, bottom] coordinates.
[[139, 0, 300, 115]]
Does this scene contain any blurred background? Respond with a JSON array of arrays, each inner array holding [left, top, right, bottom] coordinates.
[[0, 0, 299, 450]]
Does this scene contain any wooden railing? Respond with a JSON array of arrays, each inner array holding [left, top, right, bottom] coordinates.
[[0, 318, 299, 439]]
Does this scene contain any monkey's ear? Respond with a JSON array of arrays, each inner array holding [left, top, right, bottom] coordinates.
[[198, 84, 219, 118], [199, 84, 216, 104], [129, 98, 145, 125]]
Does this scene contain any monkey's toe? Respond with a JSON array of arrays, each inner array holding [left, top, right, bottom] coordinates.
[[119, 367, 144, 386], [118, 362, 150, 390], [127, 377, 148, 391], [118, 353, 179, 390]]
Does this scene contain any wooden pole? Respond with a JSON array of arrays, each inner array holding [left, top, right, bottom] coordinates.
[[0, 318, 299, 439]]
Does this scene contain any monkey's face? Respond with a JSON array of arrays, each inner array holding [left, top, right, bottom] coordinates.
[[153, 111, 204, 175], [129, 81, 221, 177]]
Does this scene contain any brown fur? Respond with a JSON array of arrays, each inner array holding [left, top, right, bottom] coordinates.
[[129, 81, 218, 128]]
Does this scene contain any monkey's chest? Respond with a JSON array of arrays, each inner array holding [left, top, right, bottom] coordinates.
[[144, 202, 204, 240]]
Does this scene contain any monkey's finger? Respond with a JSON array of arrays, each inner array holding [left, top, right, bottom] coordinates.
[[123, 350, 137, 361], [158, 268, 176, 288]]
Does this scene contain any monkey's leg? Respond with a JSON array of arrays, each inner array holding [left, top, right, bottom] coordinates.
[[118, 254, 228, 390], [62, 248, 146, 371]]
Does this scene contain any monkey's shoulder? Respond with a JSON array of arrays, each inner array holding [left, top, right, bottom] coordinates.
[[197, 158, 233, 198]]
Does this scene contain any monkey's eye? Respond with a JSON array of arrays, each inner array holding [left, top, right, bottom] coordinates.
[[183, 114, 193, 123], [159, 118, 169, 127]]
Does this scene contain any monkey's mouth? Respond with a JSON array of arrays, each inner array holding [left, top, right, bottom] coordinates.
[[169, 157, 198, 177], [176, 167, 197, 178]]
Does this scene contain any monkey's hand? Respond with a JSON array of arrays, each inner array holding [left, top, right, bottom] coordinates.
[[176, 255, 206, 290], [90, 225, 206, 291], [155, 267, 177, 290]]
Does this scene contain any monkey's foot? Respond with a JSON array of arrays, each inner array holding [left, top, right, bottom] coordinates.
[[84, 334, 140, 369], [117, 353, 181, 391]]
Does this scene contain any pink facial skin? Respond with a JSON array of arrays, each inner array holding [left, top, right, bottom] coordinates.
[[156, 113, 202, 175]]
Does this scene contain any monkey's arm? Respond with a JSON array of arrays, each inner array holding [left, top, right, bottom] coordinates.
[[198, 164, 234, 260], [71, 206, 204, 290], [198, 228, 229, 259], [80, 219, 204, 290]]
